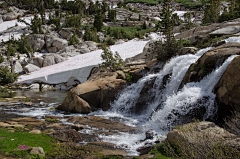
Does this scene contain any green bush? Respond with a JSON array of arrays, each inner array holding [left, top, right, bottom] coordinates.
[[0, 87, 14, 98], [83, 29, 99, 42], [99, 45, 124, 71], [106, 37, 115, 45], [0, 66, 18, 84], [5, 43, 16, 57], [0, 54, 3, 63], [69, 33, 80, 45], [65, 14, 82, 29]]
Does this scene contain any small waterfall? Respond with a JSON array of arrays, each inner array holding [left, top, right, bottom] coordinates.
[[91, 47, 238, 155], [110, 47, 213, 126]]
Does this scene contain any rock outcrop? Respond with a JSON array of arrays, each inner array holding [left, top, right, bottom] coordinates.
[[23, 64, 40, 73], [58, 72, 126, 113], [46, 35, 68, 53], [180, 42, 240, 88], [167, 121, 240, 156], [28, 34, 45, 52], [214, 55, 240, 122]]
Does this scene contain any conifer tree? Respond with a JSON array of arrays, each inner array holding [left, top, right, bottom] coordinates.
[[201, 0, 221, 24], [156, 0, 181, 60], [93, 9, 103, 31]]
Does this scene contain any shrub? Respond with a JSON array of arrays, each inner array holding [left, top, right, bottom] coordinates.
[[106, 37, 115, 45], [5, 43, 16, 57], [69, 33, 80, 45], [0, 54, 4, 63], [83, 29, 99, 42], [99, 45, 124, 71], [0, 66, 18, 84], [65, 14, 81, 29]]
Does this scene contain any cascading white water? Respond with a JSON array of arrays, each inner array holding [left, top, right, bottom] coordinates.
[[92, 47, 238, 155]]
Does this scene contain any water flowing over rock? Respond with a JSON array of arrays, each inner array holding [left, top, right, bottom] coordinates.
[[180, 42, 240, 89], [214, 55, 240, 122]]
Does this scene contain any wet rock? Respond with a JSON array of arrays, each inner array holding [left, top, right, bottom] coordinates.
[[145, 129, 156, 140], [52, 129, 82, 142], [180, 42, 240, 89], [30, 147, 45, 157], [67, 116, 141, 133], [214, 56, 240, 123], [57, 93, 91, 114]]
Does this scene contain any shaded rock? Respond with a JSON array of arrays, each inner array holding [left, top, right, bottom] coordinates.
[[23, 64, 40, 73], [30, 147, 45, 157], [46, 36, 68, 53], [167, 121, 240, 152], [59, 28, 74, 40], [52, 129, 82, 142], [59, 72, 126, 112], [31, 56, 44, 68], [57, 93, 91, 114], [180, 42, 240, 88], [145, 129, 156, 140], [28, 34, 45, 51], [178, 47, 198, 55], [214, 56, 240, 123]]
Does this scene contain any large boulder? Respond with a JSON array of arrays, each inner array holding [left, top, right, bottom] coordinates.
[[46, 36, 68, 53], [180, 42, 240, 88], [58, 72, 126, 113], [59, 28, 74, 40], [23, 64, 40, 73], [42, 54, 66, 67], [214, 55, 240, 122], [2, 6, 25, 21], [125, 40, 158, 63], [31, 56, 44, 68], [12, 60, 23, 74], [167, 121, 240, 158], [28, 34, 45, 52]]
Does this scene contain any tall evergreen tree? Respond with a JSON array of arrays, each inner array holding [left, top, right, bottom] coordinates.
[[93, 9, 103, 31], [156, 0, 181, 60], [201, 0, 221, 24]]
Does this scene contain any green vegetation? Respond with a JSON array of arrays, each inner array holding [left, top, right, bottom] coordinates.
[[64, 14, 82, 29], [99, 45, 124, 71], [83, 29, 99, 42], [0, 66, 18, 84], [176, 0, 203, 9], [0, 87, 14, 98], [93, 10, 103, 32], [105, 26, 156, 40], [0, 128, 53, 158], [31, 13, 44, 34], [69, 33, 80, 45], [154, 0, 182, 60], [45, 118, 59, 122], [201, 0, 221, 24]]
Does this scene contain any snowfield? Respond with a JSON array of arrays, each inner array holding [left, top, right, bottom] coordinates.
[[15, 38, 154, 85]]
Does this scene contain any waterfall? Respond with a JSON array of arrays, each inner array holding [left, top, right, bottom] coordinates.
[[109, 47, 213, 128], [91, 47, 238, 155]]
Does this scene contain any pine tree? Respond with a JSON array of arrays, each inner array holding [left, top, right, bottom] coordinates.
[[201, 0, 221, 24], [31, 13, 43, 34], [156, 0, 181, 60], [93, 9, 103, 31]]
